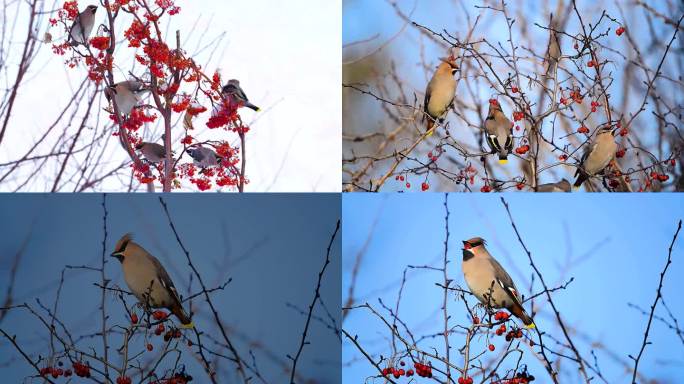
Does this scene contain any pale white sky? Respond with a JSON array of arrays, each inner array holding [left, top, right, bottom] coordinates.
[[1, 0, 341, 192]]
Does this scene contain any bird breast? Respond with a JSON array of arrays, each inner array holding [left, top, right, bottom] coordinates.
[[426, 76, 456, 117], [463, 257, 510, 308], [585, 134, 617, 175], [123, 258, 173, 308]]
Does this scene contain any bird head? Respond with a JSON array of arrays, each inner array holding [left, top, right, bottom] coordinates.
[[462, 237, 486, 258], [438, 57, 459, 75], [134, 142, 145, 150], [111, 233, 138, 262], [186, 147, 198, 157], [86, 5, 97, 13]]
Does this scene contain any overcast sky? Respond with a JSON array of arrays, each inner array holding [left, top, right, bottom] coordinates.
[[343, 193, 683, 383], [0, 193, 341, 383], [1, 0, 341, 192]]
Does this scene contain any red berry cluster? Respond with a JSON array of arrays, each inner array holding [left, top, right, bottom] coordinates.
[[495, 368, 536, 384], [512, 111, 524, 122], [413, 362, 432, 378], [504, 328, 524, 342], [72, 361, 91, 377], [515, 145, 530, 155], [153, 310, 169, 320], [458, 376, 473, 384], [382, 361, 421, 379], [117, 376, 132, 384], [494, 311, 510, 321], [40, 366, 72, 379], [150, 372, 193, 384]]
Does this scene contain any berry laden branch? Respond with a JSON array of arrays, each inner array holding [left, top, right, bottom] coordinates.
[[46, 0, 253, 192], [342, 2, 683, 192]]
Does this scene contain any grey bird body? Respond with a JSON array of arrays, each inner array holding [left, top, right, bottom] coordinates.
[[574, 128, 617, 188], [68, 5, 97, 46], [111, 234, 193, 326], [484, 101, 513, 164], [461, 237, 534, 327], [136, 142, 166, 163], [105, 80, 147, 116], [424, 58, 457, 131], [222, 79, 260, 112], [186, 146, 220, 168], [537, 179, 571, 192]]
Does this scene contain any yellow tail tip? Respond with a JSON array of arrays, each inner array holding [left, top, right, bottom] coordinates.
[[498, 159, 508, 164], [180, 322, 194, 329], [255, 108, 261, 112], [525, 323, 536, 329], [572, 185, 580, 191]]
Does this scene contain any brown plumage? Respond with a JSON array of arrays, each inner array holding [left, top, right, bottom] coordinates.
[[424, 57, 458, 131]]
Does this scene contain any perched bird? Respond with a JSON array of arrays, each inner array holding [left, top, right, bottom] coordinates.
[[573, 127, 617, 189], [461, 237, 535, 328], [105, 80, 147, 116], [222, 79, 260, 112], [68, 5, 97, 46], [111, 234, 193, 327], [136, 142, 166, 163], [423, 57, 458, 131], [484, 100, 514, 164], [537, 179, 571, 192], [186, 146, 221, 168]]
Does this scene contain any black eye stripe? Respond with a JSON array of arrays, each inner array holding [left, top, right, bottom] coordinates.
[[469, 241, 482, 247], [117, 240, 130, 253]]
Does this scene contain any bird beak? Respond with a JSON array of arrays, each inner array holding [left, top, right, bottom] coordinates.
[[111, 252, 123, 262], [461, 241, 472, 251]]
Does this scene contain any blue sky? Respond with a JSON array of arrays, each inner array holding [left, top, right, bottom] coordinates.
[[342, 194, 683, 382], [0, 194, 341, 383]]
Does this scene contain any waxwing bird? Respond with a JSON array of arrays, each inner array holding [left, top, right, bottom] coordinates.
[[462, 237, 535, 328], [186, 146, 221, 168], [105, 80, 147, 116], [537, 179, 571, 192], [484, 100, 513, 164], [68, 5, 97, 46], [136, 142, 166, 163], [222, 79, 260, 112], [573, 127, 617, 189], [111, 234, 193, 327], [424, 57, 458, 131]]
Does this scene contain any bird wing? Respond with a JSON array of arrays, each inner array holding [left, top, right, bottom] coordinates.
[[489, 257, 525, 309], [68, 13, 84, 41], [148, 255, 183, 307], [423, 84, 432, 120]]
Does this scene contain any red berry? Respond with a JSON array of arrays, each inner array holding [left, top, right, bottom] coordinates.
[[130, 313, 138, 324], [399, 369, 405, 376], [64, 369, 72, 377], [658, 174, 669, 182], [616, 26, 625, 36], [473, 316, 480, 324], [616, 149, 625, 158], [407, 369, 414, 377], [670, 159, 676, 166], [489, 344, 495, 351], [577, 126, 589, 134], [458, 377, 465, 384], [587, 60, 595, 67], [511, 86, 519, 93], [421, 182, 429, 191], [405, 182, 411, 188], [480, 185, 492, 193], [147, 343, 153, 351], [382, 368, 389, 376]]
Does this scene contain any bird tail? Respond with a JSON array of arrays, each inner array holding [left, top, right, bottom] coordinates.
[[510, 304, 535, 328], [573, 172, 587, 190], [246, 102, 260, 112], [170, 303, 193, 328], [498, 154, 508, 164]]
